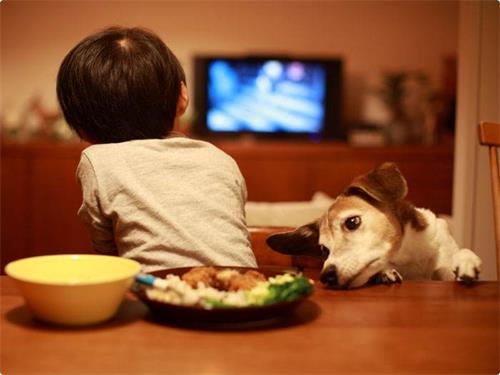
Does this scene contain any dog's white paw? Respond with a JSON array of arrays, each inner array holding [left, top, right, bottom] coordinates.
[[452, 248, 481, 285], [371, 269, 403, 285]]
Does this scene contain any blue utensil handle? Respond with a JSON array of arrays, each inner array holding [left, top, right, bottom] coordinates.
[[135, 274, 157, 286]]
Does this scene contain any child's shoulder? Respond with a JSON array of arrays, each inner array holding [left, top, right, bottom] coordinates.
[[81, 142, 117, 157]]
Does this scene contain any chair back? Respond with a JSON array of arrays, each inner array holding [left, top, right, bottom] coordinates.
[[478, 122, 500, 280]]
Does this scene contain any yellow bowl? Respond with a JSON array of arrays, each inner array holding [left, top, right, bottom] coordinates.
[[5, 254, 141, 326]]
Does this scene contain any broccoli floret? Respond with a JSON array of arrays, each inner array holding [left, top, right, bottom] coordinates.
[[202, 298, 233, 309], [263, 276, 313, 305]]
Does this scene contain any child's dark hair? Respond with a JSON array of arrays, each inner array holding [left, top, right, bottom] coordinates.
[[57, 26, 186, 143]]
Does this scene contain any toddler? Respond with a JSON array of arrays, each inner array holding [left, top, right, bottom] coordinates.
[[57, 26, 257, 272]]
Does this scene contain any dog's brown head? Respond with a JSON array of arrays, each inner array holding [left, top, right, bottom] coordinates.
[[267, 162, 425, 289]]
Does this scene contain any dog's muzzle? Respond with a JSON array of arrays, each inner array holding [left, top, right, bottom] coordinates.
[[321, 257, 382, 289]]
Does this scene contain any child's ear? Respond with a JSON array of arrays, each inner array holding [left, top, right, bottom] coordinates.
[[77, 128, 97, 144], [176, 81, 189, 117]]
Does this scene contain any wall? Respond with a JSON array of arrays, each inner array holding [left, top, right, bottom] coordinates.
[[1, 1, 458, 125], [453, 1, 499, 281]]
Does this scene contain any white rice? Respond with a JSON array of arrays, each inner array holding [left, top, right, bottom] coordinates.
[[145, 274, 248, 308]]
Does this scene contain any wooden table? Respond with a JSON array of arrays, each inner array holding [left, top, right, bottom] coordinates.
[[1, 274, 498, 374]]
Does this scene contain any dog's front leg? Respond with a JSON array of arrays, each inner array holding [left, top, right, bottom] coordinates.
[[370, 269, 403, 285], [452, 248, 481, 285]]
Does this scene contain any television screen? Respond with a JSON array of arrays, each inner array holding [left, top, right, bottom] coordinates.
[[194, 56, 343, 140]]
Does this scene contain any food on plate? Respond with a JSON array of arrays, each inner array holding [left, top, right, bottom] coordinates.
[[181, 266, 218, 288], [138, 267, 313, 309], [181, 266, 266, 291]]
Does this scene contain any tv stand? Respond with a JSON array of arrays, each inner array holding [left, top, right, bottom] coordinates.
[[1, 139, 453, 271]]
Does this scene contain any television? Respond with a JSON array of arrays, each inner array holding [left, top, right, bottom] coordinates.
[[193, 55, 344, 141]]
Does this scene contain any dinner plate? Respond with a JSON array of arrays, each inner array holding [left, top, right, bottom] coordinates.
[[132, 266, 314, 323]]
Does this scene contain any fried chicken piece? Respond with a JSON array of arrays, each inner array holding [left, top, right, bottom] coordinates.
[[181, 266, 218, 288], [181, 267, 267, 291], [225, 270, 266, 291], [213, 269, 240, 290]]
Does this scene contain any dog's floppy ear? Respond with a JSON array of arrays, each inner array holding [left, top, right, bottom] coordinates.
[[346, 162, 408, 203], [266, 220, 324, 258]]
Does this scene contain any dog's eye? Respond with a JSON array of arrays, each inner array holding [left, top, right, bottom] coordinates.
[[344, 216, 361, 231]]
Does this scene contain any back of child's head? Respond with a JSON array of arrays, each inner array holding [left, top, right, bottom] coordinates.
[[57, 26, 185, 143]]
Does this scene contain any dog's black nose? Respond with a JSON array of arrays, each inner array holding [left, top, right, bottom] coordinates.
[[320, 265, 338, 286]]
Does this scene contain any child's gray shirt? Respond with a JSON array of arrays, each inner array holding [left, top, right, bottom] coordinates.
[[76, 135, 257, 272]]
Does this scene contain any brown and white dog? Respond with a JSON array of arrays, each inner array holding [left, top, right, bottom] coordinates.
[[266, 163, 482, 289]]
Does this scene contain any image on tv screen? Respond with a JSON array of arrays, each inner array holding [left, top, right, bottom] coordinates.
[[207, 59, 327, 134]]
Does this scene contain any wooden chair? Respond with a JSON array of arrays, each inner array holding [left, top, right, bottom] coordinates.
[[478, 122, 500, 280]]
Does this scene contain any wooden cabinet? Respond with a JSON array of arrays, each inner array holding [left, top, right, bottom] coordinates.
[[1, 143, 90, 271], [212, 140, 454, 212], [1, 140, 454, 271]]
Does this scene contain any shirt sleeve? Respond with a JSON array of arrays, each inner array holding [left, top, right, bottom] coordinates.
[[229, 157, 247, 203], [76, 153, 118, 255], [240, 171, 248, 202]]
